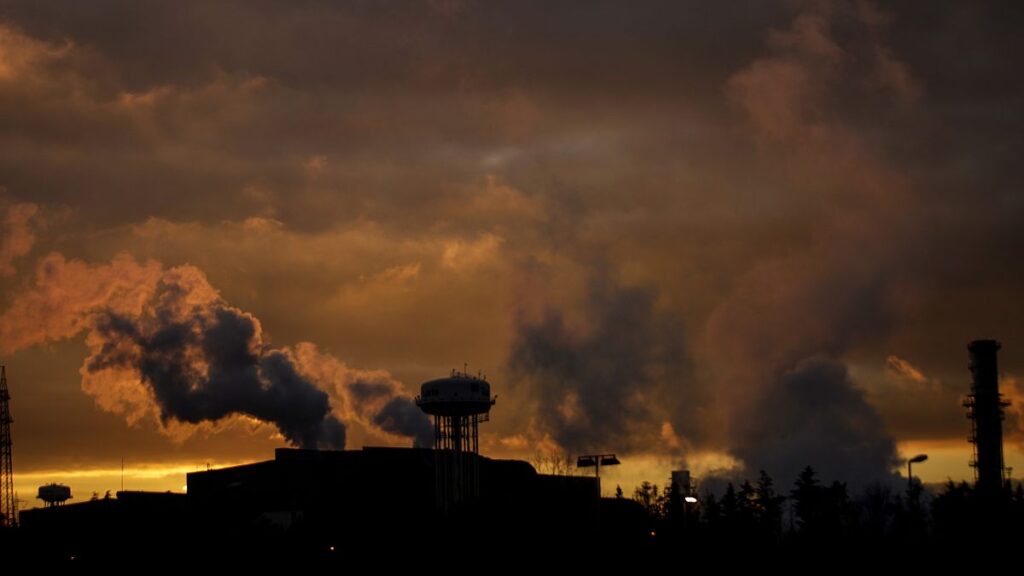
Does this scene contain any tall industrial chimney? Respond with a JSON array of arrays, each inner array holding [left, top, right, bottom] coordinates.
[[964, 340, 1008, 497]]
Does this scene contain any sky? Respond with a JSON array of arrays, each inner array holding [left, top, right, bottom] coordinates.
[[1, 0, 1023, 507]]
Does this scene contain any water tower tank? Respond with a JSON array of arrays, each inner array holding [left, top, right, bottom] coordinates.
[[37, 483, 72, 507], [416, 373, 494, 417]]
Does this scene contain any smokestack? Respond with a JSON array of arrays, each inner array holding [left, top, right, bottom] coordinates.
[[964, 339, 1008, 497]]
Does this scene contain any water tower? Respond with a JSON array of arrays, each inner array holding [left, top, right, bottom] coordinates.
[[37, 483, 72, 507], [415, 369, 495, 511]]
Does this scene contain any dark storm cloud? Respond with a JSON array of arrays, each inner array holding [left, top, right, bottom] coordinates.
[[0, 1, 791, 231], [1, 0, 1021, 248], [1, 1, 787, 91]]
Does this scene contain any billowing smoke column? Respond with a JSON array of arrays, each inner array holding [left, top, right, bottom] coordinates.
[[354, 383, 434, 448], [730, 358, 896, 488], [0, 251, 429, 449], [84, 271, 345, 449], [703, 0, 909, 487], [287, 343, 433, 448], [507, 3, 915, 488], [509, 271, 697, 455], [512, 264, 899, 488]]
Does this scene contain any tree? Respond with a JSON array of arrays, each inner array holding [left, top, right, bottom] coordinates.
[[730, 480, 756, 540], [633, 481, 667, 520], [701, 490, 722, 534], [715, 482, 741, 540], [530, 450, 575, 476], [790, 466, 820, 534], [754, 470, 784, 542], [898, 473, 928, 543], [861, 481, 894, 541], [824, 480, 852, 537], [931, 480, 975, 544]]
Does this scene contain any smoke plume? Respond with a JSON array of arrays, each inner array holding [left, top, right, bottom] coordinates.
[[83, 270, 345, 449], [510, 2, 912, 488], [289, 343, 433, 448], [731, 358, 897, 488], [372, 398, 433, 449], [0, 252, 427, 448], [509, 270, 696, 455], [701, 0, 913, 486]]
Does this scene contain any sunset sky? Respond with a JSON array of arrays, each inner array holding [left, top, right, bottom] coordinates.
[[1, 1, 1023, 508]]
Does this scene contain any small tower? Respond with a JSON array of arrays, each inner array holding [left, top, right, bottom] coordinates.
[[0, 366, 15, 527], [963, 340, 1009, 498], [415, 369, 495, 511]]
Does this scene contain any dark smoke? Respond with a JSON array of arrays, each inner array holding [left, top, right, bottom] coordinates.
[[693, 1, 910, 488], [732, 357, 898, 489], [509, 271, 696, 454], [346, 378, 433, 448], [372, 397, 433, 449], [86, 273, 346, 449], [510, 261, 900, 490]]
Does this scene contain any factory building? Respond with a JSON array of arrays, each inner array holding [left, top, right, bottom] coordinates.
[[15, 371, 624, 561], [187, 447, 600, 553]]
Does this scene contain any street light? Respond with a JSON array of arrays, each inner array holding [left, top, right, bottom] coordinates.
[[682, 495, 698, 530], [907, 453, 928, 487], [576, 453, 620, 478]]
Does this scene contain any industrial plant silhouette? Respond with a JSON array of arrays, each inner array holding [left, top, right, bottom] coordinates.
[[1, 343, 1023, 564]]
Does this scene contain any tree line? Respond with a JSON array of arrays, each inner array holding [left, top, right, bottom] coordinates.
[[625, 466, 1024, 552]]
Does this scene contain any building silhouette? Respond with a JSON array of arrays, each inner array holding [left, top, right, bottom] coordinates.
[[15, 371, 633, 561], [18, 447, 608, 562]]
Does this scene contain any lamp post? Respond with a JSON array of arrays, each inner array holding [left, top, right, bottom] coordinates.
[[907, 453, 928, 488], [576, 454, 620, 479], [683, 495, 697, 532]]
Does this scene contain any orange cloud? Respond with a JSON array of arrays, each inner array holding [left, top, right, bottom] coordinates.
[[0, 201, 39, 276], [1002, 374, 1024, 446], [0, 24, 72, 82], [288, 342, 426, 445], [0, 252, 164, 354]]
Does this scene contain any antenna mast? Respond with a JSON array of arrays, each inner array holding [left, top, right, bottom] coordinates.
[[0, 366, 17, 527]]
